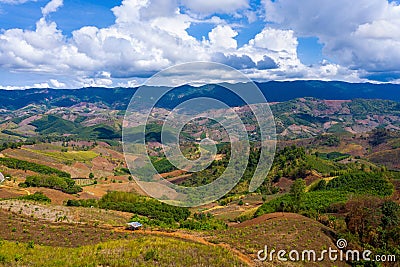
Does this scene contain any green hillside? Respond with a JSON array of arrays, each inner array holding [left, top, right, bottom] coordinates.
[[29, 115, 121, 140], [0, 237, 243, 267]]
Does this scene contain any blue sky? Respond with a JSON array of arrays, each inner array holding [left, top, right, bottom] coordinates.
[[0, 0, 399, 88]]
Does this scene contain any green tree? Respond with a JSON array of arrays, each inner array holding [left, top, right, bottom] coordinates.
[[381, 200, 400, 229], [314, 179, 327, 191], [290, 179, 306, 212], [369, 128, 390, 146]]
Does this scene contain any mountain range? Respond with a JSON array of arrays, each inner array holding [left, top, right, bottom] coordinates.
[[2, 81, 400, 142], [1, 81, 400, 111]]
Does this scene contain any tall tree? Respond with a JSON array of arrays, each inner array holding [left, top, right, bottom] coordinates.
[[290, 179, 306, 212]]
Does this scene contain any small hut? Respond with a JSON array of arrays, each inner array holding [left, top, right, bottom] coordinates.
[[126, 222, 143, 230]]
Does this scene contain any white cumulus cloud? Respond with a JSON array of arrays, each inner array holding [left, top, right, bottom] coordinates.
[[264, 0, 400, 77], [181, 0, 249, 15], [41, 0, 63, 16], [206, 25, 238, 50], [240, 27, 301, 70], [0, 0, 381, 87], [50, 79, 65, 88]]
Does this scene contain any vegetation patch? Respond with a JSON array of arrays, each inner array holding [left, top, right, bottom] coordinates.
[[150, 157, 178, 174], [315, 151, 351, 162], [19, 175, 82, 194], [255, 190, 349, 217], [25, 149, 99, 162], [17, 192, 51, 203], [66, 192, 190, 228], [66, 192, 227, 230], [0, 157, 70, 178], [320, 172, 394, 197], [0, 237, 244, 267], [257, 171, 394, 217]]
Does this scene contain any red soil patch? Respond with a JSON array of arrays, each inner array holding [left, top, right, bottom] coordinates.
[[65, 162, 90, 178], [0, 187, 25, 198], [78, 192, 99, 200], [160, 169, 186, 178], [92, 146, 125, 161], [274, 177, 293, 192], [19, 115, 42, 127], [92, 156, 116, 172], [81, 182, 144, 198], [108, 175, 129, 182], [26, 188, 77, 205], [167, 174, 192, 184], [304, 174, 320, 186]]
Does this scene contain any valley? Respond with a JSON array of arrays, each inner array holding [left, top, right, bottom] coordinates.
[[0, 84, 399, 266]]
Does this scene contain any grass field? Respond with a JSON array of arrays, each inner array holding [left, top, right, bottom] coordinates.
[[23, 148, 99, 163], [0, 236, 245, 267]]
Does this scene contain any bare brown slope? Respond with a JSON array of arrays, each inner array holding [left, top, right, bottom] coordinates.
[[210, 213, 349, 267]]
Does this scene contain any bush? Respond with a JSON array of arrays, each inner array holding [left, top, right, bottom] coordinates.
[[180, 213, 226, 230], [66, 199, 97, 207], [18, 192, 51, 203], [144, 249, 159, 261]]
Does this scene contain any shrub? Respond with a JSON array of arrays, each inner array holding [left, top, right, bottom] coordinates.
[[18, 192, 51, 203], [144, 249, 159, 261]]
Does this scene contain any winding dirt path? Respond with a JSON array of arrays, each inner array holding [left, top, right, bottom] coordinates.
[[0, 184, 31, 195]]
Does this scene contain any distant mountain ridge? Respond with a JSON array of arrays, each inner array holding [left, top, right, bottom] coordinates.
[[1, 81, 400, 111]]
